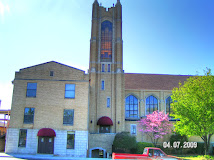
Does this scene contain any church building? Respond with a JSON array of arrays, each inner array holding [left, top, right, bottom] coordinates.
[[5, 0, 213, 158]]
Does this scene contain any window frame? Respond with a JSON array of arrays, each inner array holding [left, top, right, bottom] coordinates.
[[23, 107, 35, 124], [130, 124, 137, 135], [145, 95, 159, 115], [107, 97, 111, 108], [63, 109, 74, 125], [26, 83, 37, 98], [99, 125, 110, 133], [18, 129, 27, 147], [107, 64, 111, 72], [101, 80, 105, 90], [102, 64, 105, 72], [125, 95, 139, 119], [65, 84, 75, 99], [67, 131, 75, 149], [50, 71, 54, 76]]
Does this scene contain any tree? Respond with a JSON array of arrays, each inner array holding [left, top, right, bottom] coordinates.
[[138, 111, 173, 147], [113, 132, 137, 153], [171, 68, 214, 155]]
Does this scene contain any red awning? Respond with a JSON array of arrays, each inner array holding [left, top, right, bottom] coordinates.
[[97, 116, 113, 126], [37, 128, 56, 137]]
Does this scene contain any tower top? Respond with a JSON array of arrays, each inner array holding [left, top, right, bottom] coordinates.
[[93, 0, 99, 5]]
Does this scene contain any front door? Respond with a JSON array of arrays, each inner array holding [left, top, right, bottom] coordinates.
[[38, 137, 54, 154]]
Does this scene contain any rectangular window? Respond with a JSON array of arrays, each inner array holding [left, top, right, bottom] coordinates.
[[107, 98, 110, 108], [24, 108, 35, 124], [18, 129, 27, 147], [63, 109, 74, 125], [101, 80, 105, 90], [26, 83, 37, 97], [102, 64, 105, 72], [67, 131, 75, 149], [50, 71, 54, 76], [108, 64, 111, 72], [130, 124, 137, 135], [65, 84, 75, 99]]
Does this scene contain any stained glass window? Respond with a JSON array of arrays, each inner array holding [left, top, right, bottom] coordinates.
[[146, 95, 158, 115], [166, 96, 172, 116], [101, 21, 112, 62], [125, 95, 138, 118]]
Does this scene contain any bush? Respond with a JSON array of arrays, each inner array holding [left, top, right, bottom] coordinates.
[[136, 142, 154, 154], [112, 132, 137, 153]]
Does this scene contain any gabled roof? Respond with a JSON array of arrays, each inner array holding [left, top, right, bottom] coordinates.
[[20, 61, 85, 73], [125, 73, 192, 90]]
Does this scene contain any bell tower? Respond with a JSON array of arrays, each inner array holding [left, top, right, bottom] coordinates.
[[89, 0, 125, 133]]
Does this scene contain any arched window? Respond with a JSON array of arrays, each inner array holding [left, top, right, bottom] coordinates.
[[146, 95, 158, 115], [100, 20, 112, 62], [166, 96, 172, 116], [125, 95, 138, 118]]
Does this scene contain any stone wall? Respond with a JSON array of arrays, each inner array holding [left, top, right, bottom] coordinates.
[[5, 128, 88, 157], [88, 133, 116, 157]]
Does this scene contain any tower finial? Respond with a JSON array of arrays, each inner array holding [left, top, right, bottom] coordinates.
[[93, 0, 99, 5], [116, 0, 121, 5]]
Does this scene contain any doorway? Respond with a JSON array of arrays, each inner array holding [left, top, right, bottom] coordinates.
[[38, 137, 54, 154]]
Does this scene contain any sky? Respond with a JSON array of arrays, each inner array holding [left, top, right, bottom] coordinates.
[[0, 0, 214, 109]]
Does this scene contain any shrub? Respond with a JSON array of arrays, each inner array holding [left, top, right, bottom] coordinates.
[[136, 142, 154, 154], [112, 132, 137, 153]]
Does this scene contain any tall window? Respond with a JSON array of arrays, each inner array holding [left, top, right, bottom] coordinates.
[[102, 64, 105, 72], [108, 64, 111, 72], [166, 96, 172, 116], [101, 21, 112, 62], [130, 124, 137, 135], [65, 84, 75, 99], [26, 83, 37, 97], [24, 108, 35, 124], [107, 97, 111, 108], [101, 80, 105, 90], [63, 109, 74, 125], [146, 95, 158, 115], [18, 129, 27, 147], [125, 95, 138, 119], [67, 131, 75, 149]]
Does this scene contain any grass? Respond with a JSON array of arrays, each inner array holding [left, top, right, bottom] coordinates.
[[175, 155, 214, 160]]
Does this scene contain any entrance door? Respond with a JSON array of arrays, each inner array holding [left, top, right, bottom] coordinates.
[[38, 137, 54, 154]]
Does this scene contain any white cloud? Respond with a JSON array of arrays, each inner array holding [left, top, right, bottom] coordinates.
[[0, 82, 13, 109]]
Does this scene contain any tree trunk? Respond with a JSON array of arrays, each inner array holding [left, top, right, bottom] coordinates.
[[202, 134, 213, 155]]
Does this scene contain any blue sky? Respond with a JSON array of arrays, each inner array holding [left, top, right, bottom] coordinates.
[[0, 0, 214, 109]]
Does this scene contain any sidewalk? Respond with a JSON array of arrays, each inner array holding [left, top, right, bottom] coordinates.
[[0, 152, 109, 160]]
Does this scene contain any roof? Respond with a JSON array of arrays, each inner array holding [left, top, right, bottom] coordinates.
[[37, 128, 56, 137], [97, 116, 113, 126], [125, 73, 192, 90], [20, 61, 86, 73]]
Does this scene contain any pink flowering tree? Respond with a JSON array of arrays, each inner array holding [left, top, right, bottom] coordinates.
[[138, 111, 173, 147]]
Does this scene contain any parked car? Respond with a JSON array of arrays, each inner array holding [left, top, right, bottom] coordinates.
[[112, 147, 182, 160]]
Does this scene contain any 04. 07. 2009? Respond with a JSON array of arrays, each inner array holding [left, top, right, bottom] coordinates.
[[163, 141, 197, 148]]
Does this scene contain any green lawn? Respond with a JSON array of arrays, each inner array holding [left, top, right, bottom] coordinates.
[[175, 155, 214, 160]]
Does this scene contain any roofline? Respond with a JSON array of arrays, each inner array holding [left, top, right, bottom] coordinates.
[[19, 61, 86, 73], [125, 73, 194, 76]]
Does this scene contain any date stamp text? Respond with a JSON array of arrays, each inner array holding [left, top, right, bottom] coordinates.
[[163, 141, 197, 148]]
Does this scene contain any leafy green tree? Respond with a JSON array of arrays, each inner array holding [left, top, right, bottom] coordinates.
[[171, 68, 214, 155]]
